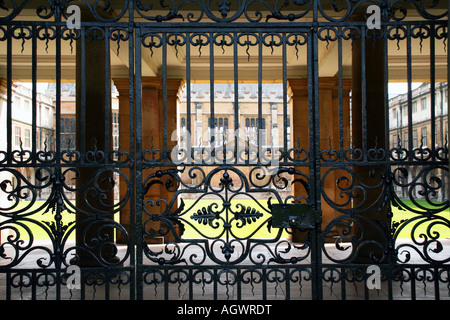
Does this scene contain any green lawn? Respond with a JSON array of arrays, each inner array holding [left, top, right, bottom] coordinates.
[[391, 199, 450, 239], [2, 198, 449, 241], [180, 198, 288, 239]]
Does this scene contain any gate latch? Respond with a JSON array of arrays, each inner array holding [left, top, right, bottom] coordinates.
[[271, 204, 320, 230]]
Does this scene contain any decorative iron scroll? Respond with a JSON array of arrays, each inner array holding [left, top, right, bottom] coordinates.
[[320, 163, 449, 264], [0, 166, 131, 269], [0, 1, 447, 23], [141, 166, 312, 266]]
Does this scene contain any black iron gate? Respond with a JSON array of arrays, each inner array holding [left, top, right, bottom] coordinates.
[[0, 0, 448, 300]]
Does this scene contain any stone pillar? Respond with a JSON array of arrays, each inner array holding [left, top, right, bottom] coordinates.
[[112, 78, 133, 244], [288, 79, 310, 208], [289, 78, 351, 243], [74, 4, 119, 266], [141, 78, 182, 243], [115, 77, 182, 244], [351, 23, 388, 263]]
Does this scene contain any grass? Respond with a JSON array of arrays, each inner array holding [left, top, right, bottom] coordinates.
[[391, 199, 450, 239], [1, 198, 448, 241], [179, 198, 288, 239]]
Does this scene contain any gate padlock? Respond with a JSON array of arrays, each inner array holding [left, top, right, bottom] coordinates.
[[271, 203, 320, 229]]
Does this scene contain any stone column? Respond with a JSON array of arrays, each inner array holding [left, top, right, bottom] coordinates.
[[115, 77, 182, 244], [140, 78, 182, 243], [289, 78, 351, 243], [74, 4, 119, 266], [111, 78, 133, 244], [351, 22, 388, 263]]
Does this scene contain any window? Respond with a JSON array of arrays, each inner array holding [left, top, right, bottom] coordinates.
[[286, 117, 290, 148], [421, 97, 426, 111], [245, 117, 266, 146], [412, 101, 417, 113], [112, 112, 119, 135], [404, 131, 408, 148], [36, 131, 41, 150], [421, 127, 427, 147], [112, 111, 119, 150], [208, 117, 229, 147], [413, 130, 418, 148], [60, 117, 76, 148], [44, 107, 50, 126], [402, 105, 407, 117], [24, 99, 31, 113], [180, 117, 186, 148], [14, 96, 21, 110], [24, 129, 30, 148], [14, 127, 21, 147]]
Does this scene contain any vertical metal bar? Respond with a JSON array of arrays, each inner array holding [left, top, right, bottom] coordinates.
[[6, 272, 11, 300], [383, 23, 395, 267], [434, 267, 440, 300], [213, 269, 218, 300], [429, 24, 436, 159], [162, 32, 168, 161], [55, 26, 61, 158], [406, 25, 413, 155], [210, 32, 215, 150], [310, 23, 323, 300], [164, 270, 169, 301], [128, 12, 136, 301], [262, 268, 267, 300], [188, 269, 193, 300], [80, 272, 86, 300], [384, 25, 390, 153], [236, 269, 242, 300], [234, 32, 239, 164], [364, 281, 370, 300], [282, 33, 288, 162], [258, 31, 263, 163], [105, 272, 110, 300], [361, 26, 367, 155], [104, 26, 111, 163], [135, 26, 143, 300], [31, 271, 36, 300], [31, 25, 37, 162], [6, 25, 12, 162], [341, 267, 346, 300], [80, 27, 86, 154], [387, 268, 393, 301], [186, 32, 192, 154], [338, 30, 344, 155], [56, 271, 61, 300], [285, 267, 290, 300]]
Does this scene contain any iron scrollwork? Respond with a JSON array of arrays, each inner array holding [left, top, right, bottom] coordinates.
[[141, 165, 312, 266]]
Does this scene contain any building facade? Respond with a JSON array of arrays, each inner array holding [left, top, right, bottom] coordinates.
[[0, 81, 55, 199], [389, 82, 448, 200]]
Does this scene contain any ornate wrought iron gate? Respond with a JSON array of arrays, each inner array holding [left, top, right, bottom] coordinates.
[[0, 1, 448, 300]]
